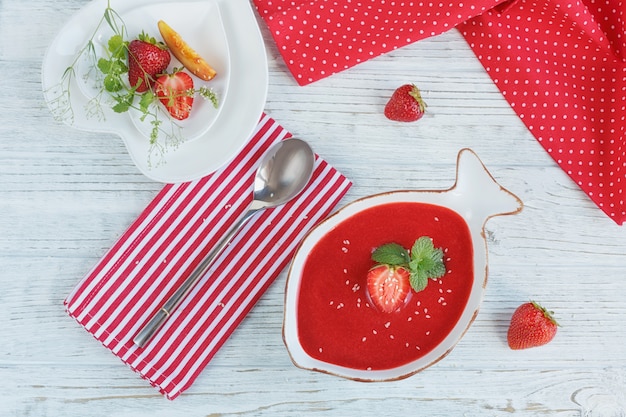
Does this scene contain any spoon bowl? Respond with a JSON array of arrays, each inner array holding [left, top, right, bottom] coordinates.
[[134, 138, 315, 347], [253, 138, 316, 209]]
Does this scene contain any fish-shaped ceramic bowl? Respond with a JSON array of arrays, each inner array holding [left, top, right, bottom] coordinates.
[[283, 148, 523, 381]]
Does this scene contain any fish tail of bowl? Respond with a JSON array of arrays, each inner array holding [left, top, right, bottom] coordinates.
[[453, 148, 523, 222]]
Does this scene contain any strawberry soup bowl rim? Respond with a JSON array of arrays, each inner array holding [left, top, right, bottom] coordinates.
[[283, 148, 523, 382]]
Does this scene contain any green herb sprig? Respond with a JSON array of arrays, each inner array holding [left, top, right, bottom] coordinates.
[[371, 237, 446, 293]]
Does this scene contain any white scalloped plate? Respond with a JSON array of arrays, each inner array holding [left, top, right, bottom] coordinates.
[[42, 0, 267, 183], [284, 149, 523, 381]]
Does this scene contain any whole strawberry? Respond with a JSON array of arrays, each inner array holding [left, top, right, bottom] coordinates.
[[507, 301, 559, 350], [384, 84, 426, 122], [128, 32, 171, 92]]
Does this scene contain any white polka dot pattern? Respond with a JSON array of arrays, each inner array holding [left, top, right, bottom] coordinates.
[[253, 0, 625, 224], [460, 0, 626, 224], [253, 0, 503, 85]]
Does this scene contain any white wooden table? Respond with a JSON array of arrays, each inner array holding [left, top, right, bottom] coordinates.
[[2, 1, 626, 415]]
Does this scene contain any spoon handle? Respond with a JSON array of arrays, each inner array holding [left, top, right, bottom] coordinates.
[[133, 208, 258, 348]]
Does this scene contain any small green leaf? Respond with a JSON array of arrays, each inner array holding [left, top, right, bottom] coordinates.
[[103, 74, 123, 92], [97, 58, 113, 74], [112, 101, 130, 113], [427, 261, 446, 280], [139, 91, 155, 112], [108, 34, 124, 55], [109, 60, 127, 75], [371, 243, 410, 266], [111, 93, 133, 113], [409, 269, 428, 293], [411, 236, 434, 260]]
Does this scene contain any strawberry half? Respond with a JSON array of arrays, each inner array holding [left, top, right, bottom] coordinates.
[[367, 264, 412, 314], [384, 84, 426, 122], [366, 239, 446, 314], [127, 32, 171, 93], [507, 301, 559, 350], [154, 70, 195, 120]]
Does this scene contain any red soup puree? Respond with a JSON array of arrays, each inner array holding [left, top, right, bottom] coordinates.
[[296, 201, 474, 371]]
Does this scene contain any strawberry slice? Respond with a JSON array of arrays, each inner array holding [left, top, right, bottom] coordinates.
[[154, 70, 194, 120], [366, 264, 411, 313]]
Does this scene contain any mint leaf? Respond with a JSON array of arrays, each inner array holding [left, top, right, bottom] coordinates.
[[409, 269, 428, 292], [407, 236, 446, 293], [371, 243, 410, 266], [411, 236, 434, 260]]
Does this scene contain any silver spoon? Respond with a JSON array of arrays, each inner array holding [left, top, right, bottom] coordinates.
[[133, 138, 316, 348]]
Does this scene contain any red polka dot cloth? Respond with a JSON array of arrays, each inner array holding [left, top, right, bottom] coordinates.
[[253, 0, 626, 224], [459, 0, 625, 224], [254, 0, 504, 85]]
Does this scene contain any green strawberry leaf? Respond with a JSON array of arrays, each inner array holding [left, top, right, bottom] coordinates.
[[371, 243, 410, 266]]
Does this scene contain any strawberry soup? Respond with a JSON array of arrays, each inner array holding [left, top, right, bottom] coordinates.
[[296, 202, 474, 371]]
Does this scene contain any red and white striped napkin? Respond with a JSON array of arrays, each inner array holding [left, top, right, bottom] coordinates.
[[64, 114, 352, 399]]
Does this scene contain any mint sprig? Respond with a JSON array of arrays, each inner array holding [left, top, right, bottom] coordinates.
[[371, 237, 446, 293]]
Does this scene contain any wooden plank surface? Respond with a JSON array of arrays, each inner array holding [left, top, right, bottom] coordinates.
[[1, 0, 625, 415]]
